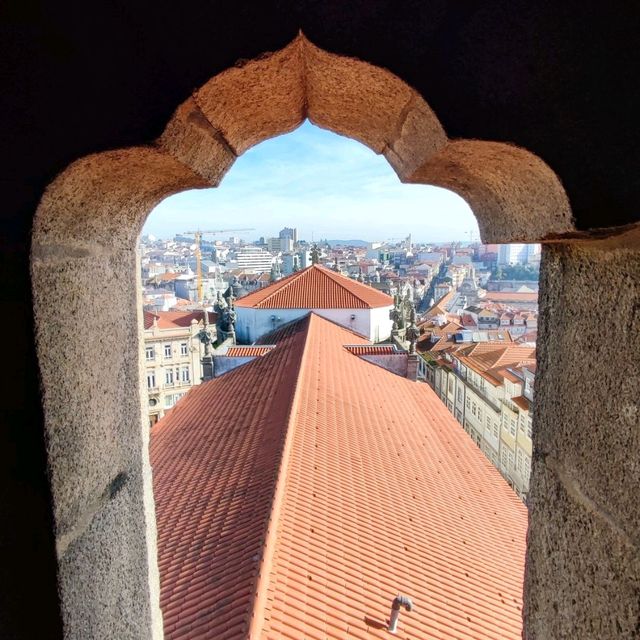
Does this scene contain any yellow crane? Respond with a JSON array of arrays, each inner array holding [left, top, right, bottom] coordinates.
[[183, 228, 255, 303]]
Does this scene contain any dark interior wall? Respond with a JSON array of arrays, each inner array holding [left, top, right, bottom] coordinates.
[[1, 2, 638, 637]]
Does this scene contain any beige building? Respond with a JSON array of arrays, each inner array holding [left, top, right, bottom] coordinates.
[[427, 343, 536, 500], [143, 310, 215, 427]]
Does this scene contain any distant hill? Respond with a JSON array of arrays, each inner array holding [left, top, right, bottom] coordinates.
[[324, 239, 368, 247]]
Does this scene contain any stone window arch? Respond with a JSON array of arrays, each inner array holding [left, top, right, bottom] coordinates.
[[31, 34, 638, 639]]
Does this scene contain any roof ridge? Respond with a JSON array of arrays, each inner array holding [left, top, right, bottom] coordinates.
[[252, 266, 311, 307], [235, 264, 393, 309], [246, 315, 315, 639]]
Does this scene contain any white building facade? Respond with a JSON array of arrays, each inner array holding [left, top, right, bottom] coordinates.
[[236, 305, 392, 343], [234, 265, 394, 344]]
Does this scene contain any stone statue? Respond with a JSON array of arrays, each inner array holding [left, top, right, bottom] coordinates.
[[213, 291, 227, 337], [197, 310, 214, 356], [405, 304, 420, 354], [390, 305, 402, 331]]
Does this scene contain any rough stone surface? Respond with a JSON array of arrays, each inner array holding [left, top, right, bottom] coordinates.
[[58, 467, 156, 639], [304, 37, 417, 154], [535, 228, 640, 532], [526, 227, 640, 639], [31, 250, 142, 536], [410, 140, 575, 243], [33, 148, 208, 249], [525, 461, 640, 639], [31, 247, 163, 639], [383, 93, 447, 180], [157, 97, 237, 185], [29, 147, 204, 639], [195, 37, 305, 154]]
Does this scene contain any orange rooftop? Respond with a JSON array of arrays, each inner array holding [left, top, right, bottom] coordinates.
[[234, 264, 395, 343], [151, 313, 527, 639]]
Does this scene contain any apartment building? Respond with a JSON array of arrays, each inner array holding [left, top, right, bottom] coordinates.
[[143, 310, 215, 427], [227, 246, 274, 273], [426, 342, 536, 499]]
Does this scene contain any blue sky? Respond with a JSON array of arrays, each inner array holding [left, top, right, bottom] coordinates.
[[144, 121, 479, 243]]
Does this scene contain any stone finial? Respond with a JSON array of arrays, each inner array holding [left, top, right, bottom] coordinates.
[[406, 304, 419, 355]]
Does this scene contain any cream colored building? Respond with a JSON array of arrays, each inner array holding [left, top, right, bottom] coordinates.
[[428, 345, 535, 500], [143, 310, 214, 427]]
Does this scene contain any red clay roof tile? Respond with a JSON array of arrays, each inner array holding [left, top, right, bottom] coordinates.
[[226, 346, 275, 357], [234, 265, 393, 309], [151, 313, 527, 640], [144, 310, 216, 330]]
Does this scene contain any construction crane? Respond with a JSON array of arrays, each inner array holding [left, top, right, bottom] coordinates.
[[183, 228, 255, 303]]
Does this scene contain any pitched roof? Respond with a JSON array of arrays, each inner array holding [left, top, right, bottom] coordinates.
[[424, 290, 456, 318], [512, 395, 531, 411], [344, 344, 397, 355], [234, 264, 393, 309], [143, 309, 216, 330], [483, 291, 538, 303], [226, 346, 275, 357], [151, 313, 527, 640], [455, 345, 536, 385]]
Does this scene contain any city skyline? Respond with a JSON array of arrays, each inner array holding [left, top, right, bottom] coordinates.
[[144, 120, 480, 243]]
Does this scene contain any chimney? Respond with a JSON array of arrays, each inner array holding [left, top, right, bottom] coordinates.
[[407, 353, 419, 381]]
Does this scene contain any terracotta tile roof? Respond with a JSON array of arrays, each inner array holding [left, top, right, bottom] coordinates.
[[456, 346, 536, 385], [424, 291, 456, 318], [151, 317, 314, 640], [143, 310, 216, 330], [483, 292, 538, 303], [158, 272, 180, 281], [516, 330, 538, 344], [417, 323, 513, 355], [344, 344, 397, 355], [226, 346, 275, 357], [151, 314, 527, 640], [461, 313, 478, 327], [512, 395, 531, 411], [234, 265, 393, 309], [458, 345, 535, 371]]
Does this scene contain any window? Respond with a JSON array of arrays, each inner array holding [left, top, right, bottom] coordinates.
[[519, 413, 526, 433], [527, 416, 533, 439], [493, 422, 499, 438], [146, 371, 156, 389], [180, 342, 188, 356], [145, 346, 155, 361], [448, 378, 454, 395], [465, 397, 470, 409], [164, 394, 175, 409], [164, 344, 172, 358], [516, 448, 524, 472], [524, 454, 531, 478], [457, 388, 463, 403], [165, 369, 174, 385], [478, 408, 483, 421], [472, 402, 477, 416], [510, 418, 517, 437], [181, 366, 190, 383]]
